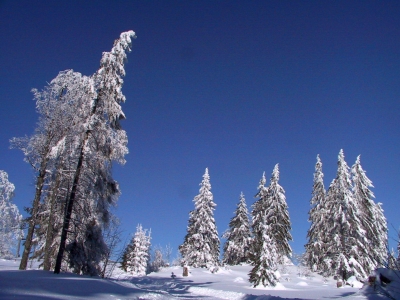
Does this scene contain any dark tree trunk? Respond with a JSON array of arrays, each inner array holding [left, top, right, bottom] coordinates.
[[19, 158, 49, 270], [53, 132, 89, 274], [43, 169, 62, 271]]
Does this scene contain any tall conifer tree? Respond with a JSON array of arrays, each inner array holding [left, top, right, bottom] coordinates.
[[266, 164, 292, 263], [305, 155, 327, 272], [251, 165, 292, 265], [251, 172, 268, 258], [222, 192, 252, 265], [324, 149, 367, 280], [351, 155, 387, 273], [179, 168, 220, 269]]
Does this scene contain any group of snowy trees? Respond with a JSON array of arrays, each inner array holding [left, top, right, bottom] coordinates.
[[179, 153, 389, 287], [179, 166, 292, 286], [305, 150, 388, 281], [10, 31, 136, 275]]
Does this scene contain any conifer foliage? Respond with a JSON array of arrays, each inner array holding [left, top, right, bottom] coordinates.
[[249, 216, 278, 287], [305, 150, 388, 280], [351, 155, 387, 273], [252, 165, 292, 265], [305, 155, 327, 273], [179, 168, 220, 269], [251, 172, 268, 255], [323, 149, 367, 279], [121, 224, 151, 276], [222, 192, 252, 265], [266, 164, 292, 263], [249, 164, 292, 287]]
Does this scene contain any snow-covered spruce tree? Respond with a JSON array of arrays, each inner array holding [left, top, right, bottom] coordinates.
[[54, 30, 135, 274], [324, 149, 367, 280], [305, 155, 328, 273], [222, 192, 252, 265], [251, 165, 292, 265], [0, 170, 23, 257], [265, 164, 292, 263], [249, 215, 278, 287], [251, 172, 268, 258], [122, 224, 151, 276], [179, 168, 220, 269], [351, 155, 387, 273]]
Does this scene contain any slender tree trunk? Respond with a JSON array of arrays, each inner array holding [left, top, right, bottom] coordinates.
[[19, 157, 49, 270], [43, 169, 62, 271], [16, 238, 21, 258], [53, 132, 89, 274]]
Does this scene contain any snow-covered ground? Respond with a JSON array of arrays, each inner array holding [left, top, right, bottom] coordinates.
[[0, 259, 397, 299]]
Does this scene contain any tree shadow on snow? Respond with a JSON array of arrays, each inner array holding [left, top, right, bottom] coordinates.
[[0, 269, 217, 299], [241, 295, 304, 300], [118, 275, 217, 298], [321, 291, 360, 299]]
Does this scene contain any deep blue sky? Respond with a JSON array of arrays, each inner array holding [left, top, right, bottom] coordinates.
[[0, 1, 399, 258]]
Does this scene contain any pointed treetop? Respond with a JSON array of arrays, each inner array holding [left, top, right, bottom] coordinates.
[[337, 149, 346, 167], [201, 168, 210, 184], [271, 163, 279, 181], [355, 154, 361, 164], [315, 155, 323, 174]]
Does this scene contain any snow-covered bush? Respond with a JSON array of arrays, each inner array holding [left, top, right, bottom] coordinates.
[[0, 170, 23, 258]]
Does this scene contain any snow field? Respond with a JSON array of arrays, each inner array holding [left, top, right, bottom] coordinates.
[[1, 259, 395, 299]]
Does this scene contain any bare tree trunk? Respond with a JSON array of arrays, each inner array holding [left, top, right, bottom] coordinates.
[[43, 169, 62, 271], [19, 158, 49, 270], [53, 132, 89, 274], [16, 238, 21, 258]]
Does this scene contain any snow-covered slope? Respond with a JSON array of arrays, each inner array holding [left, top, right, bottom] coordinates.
[[0, 259, 395, 299]]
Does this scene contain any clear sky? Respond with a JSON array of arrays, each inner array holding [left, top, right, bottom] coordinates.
[[0, 0, 399, 258]]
